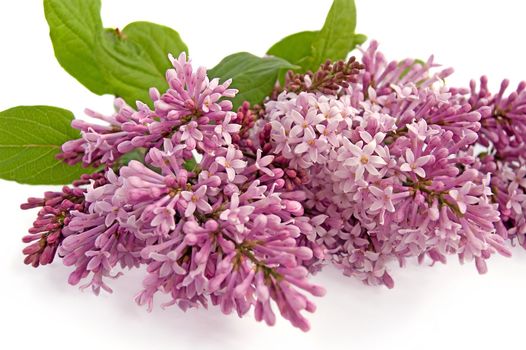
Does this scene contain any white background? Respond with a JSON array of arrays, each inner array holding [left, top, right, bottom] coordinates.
[[1, 1, 526, 349]]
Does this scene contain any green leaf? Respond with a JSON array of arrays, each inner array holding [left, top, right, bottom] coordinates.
[[267, 31, 318, 67], [354, 33, 367, 46], [122, 22, 187, 77], [209, 52, 298, 108], [308, 0, 358, 70], [44, 0, 107, 94], [0, 106, 88, 185], [267, 0, 365, 72], [44, 0, 188, 106]]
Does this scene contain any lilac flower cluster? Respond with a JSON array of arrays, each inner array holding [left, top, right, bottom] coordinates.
[[257, 41, 512, 287], [20, 40, 526, 330], [23, 53, 324, 331], [58, 53, 238, 167], [468, 77, 526, 248], [478, 156, 526, 248]]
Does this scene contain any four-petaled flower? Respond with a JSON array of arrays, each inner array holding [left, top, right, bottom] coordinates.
[[369, 186, 395, 213], [214, 112, 240, 145], [406, 119, 429, 142], [340, 137, 386, 180], [449, 182, 479, 214], [216, 146, 247, 181], [151, 206, 176, 234], [180, 121, 203, 149], [400, 149, 434, 178], [289, 109, 324, 138], [369, 185, 396, 224], [255, 149, 274, 176], [219, 193, 255, 232], [181, 185, 212, 217], [506, 187, 526, 215], [294, 128, 326, 163]]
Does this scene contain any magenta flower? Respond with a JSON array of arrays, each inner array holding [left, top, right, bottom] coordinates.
[[215, 112, 241, 145], [369, 186, 395, 213], [181, 186, 212, 217], [294, 127, 326, 164], [216, 146, 247, 181], [400, 149, 434, 178], [151, 207, 177, 232], [180, 121, 204, 149], [254, 149, 275, 176], [407, 119, 431, 141], [289, 109, 324, 138], [506, 187, 526, 215], [340, 136, 386, 180], [219, 193, 255, 232], [449, 183, 479, 214]]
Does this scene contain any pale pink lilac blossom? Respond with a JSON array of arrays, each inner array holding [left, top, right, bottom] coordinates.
[[258, 41, 510, 288]]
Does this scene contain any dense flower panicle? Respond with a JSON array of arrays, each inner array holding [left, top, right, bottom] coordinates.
[[358, 40, 454, 96], [127, 140, 324, 330], [58, 52, 240, 167], [258, 41, 510, 287], [58, 99, 157, 167], [57, 169, 146, 295], [21, 186, 85, 267], [476, 155, 526, 248], [24, 52, 325, 331], [59, 140, 325, 330]]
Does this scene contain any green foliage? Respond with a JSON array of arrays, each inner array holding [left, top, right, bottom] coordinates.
[[267, 0, 366, 72], [44, 0, 188, 106], [209, 52, 298, 109], [0, 106, 88, 184]]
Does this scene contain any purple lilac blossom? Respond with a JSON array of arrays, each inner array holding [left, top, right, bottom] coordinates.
[[59, 140, 325, 331], [469, 76, 526, 160], [257, 41, 510, 287], [466, 77, 526, 247], [58, 52, 239, 167], [21, 40, 526, 331], [24, 52, 324, 331]]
